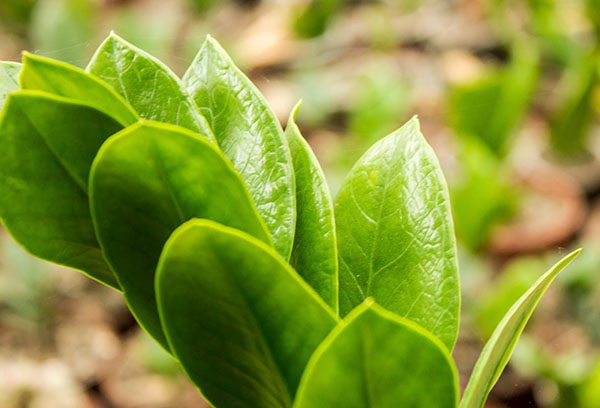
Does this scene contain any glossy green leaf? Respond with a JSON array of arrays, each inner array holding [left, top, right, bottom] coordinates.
[[87, 32, 214, 140], [335, 117, 459, 349], [460, 249, 581, 408], [294, 300, 459, 408], [89, 121, 271, 350], [183, 36, 296, 258], [19, 52, 138, 126], [0, 62, 20, 110], [0, 91, 124, 289], [285, 101, 338, 312], [156, 219, 337, 408]]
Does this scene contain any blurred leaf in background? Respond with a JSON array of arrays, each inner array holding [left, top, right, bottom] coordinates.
[[526, 0, 578, 64], [0, 0, 36, 36], [29, 0, 95, 67], [448, 43, 539, 157], [550, 49, 599, 158], [292, 0, 342, 38], [187, 0, 220, 15], [450, 137, 518, 251], [0, 235, 55, 333], [586, 0, 600, 41]]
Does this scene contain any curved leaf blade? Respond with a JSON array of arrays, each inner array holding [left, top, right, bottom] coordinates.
[[459, 249, 581, 408], [0, 62, 20, 110], [285, 101, 338, 312], [156, 219, 337, 408], [0, 91, 124, 289], [183, 35, 296, 258], [335, 116, 460, 349], [87, 32, 214, 140], [294, 300, 459, 408], [89, 121, 271, 350], [19, 53, 138, 127]]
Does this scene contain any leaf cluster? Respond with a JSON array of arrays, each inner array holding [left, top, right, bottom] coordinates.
[[0, 33, 580, 407]]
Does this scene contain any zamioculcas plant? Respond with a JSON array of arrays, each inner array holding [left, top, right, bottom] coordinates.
[[0, 32, 581, 408]]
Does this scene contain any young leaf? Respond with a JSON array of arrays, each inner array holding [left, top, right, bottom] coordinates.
[[334, 117, 460, 350], [459, 249, 581, 408], [293, 300, 459, 408], [183, 36, 296, 259], [0, 61, 20, 110], [87, 32, 214, 140], [156, 219, 337, 408], [19, 53, 138, 126], [89, 121, 271, 350], [285, 101, 338, 312], [0, 91, 124, 289]]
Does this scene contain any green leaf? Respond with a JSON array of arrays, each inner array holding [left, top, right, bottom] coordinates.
[[285, 101, 338, 312], [19, 53, 138, 127], [89, 121, 271, 350], [459, 249, 581, 408], [183, 36, 296, 259], [156, 219, 337, 408], [0, 62, 20, 110], [293, 300, 459, 408], [334, 117, 459, 350], [0, 91, 124, 289], [87, 32, 214, 140]]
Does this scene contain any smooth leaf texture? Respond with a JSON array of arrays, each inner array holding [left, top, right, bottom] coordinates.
[[87, 32, 213, 140], [90, 121, 271, 350], [460, 249, 581, 408], [294, 300, 459, 408], [183, 36, 295, 258], [19, 52, 138, 126], [285, 101, 338, 312], [0, 62, 20, 110], [335, 117, 459, 349], [0, 91, 124, 289], [156, 219, 337, 408]]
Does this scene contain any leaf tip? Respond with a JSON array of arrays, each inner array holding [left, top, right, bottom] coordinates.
[[290, 99, 303, 122]]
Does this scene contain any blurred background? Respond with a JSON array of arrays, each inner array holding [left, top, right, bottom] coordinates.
[[1, 0, 600, 406]]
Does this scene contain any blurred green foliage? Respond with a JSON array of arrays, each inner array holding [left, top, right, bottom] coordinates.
[[448, 44, 539, 157], [29, 0, 94, 66], [292, 0, 342, 38], [550, 50, 599, 157], [450, 138, 517, 251]]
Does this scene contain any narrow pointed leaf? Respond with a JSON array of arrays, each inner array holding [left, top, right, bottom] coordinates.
[[0, 91, 124, 289], [334, 117, 459, 349], [156, 219, 337, 408], [19, 53, 138, 126], [87, 32, 214, 140], [460, 249, 581, 408], [285, 101, 338, 312], [0, 62, 20, 110], [89, 121, 271, 350], [183, 36, 295, 258], [294, 300, 459, 408]]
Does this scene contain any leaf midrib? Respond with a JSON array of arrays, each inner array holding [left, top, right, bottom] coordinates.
[[21, 105, 88, 195]]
